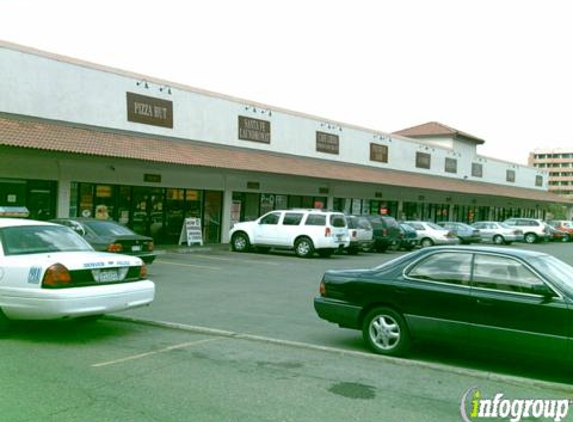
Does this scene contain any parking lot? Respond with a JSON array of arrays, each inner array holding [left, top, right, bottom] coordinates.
[[3, 242, 573, 421]]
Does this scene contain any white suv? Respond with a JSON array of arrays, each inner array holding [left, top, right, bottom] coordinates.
[[503, 218, 550, 244], [229, 209, 349, 258]]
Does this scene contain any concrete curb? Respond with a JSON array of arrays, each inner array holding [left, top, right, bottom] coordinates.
[[105, 315, 573, 394], [155, 244, 231, 255]]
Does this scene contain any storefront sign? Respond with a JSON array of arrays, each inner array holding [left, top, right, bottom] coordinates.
[[144, 173, 162, 183], [238, 116, 271, 144], [178, 218, 203, 246], [316, 131, 339, 154], [127, 92, 173, 128]]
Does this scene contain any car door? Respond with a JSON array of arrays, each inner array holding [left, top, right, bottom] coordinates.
[[277, 212, 305, 246], [394, 251, 474, 343], [252, 212, 282, 245], [469, 253, 569, 358], [475, 223, 494, 242]]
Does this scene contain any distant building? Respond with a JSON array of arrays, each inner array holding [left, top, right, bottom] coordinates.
[[528, 149, 573, 199]]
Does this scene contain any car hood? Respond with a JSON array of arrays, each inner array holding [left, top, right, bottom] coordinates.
[[8, 251, 143, 270]]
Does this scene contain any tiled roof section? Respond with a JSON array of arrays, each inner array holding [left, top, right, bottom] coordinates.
[[393, 122, 485, 145], [0, 115, 567, 204]]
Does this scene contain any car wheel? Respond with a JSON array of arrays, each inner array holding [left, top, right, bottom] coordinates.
[[362, 307, 411, 356], [295, 237, 315, 258], [524, 233, 537, 244], [318, 249, 334, 258], [420, 238, 434, 248], [493, 235, 504, 245], [231, 232, 251, 252]]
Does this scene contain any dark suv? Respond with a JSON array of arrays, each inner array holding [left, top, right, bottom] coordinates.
[[365, 215, 402, 252]]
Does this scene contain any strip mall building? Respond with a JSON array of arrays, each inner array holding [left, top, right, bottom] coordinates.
[[0, 41, 569, 244]]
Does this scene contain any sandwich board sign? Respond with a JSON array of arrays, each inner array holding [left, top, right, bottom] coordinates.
[[179, 218, 203, 246]]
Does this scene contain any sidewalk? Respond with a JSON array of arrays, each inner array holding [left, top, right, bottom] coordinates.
[[154, 242, 231, 255]]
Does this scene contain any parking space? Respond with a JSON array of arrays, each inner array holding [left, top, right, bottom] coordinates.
[[2, 318, 571, 422]]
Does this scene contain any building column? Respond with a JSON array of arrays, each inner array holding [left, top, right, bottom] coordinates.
[[221, 188, 233, 243], [57, 178, 71, 218]]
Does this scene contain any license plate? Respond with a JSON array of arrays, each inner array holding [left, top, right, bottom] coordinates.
[[94, 270, 120, 283], [336, 234, 343, 240], [132, 245, 142, 252]]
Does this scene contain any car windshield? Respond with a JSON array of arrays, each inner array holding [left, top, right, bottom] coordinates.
[[529, 255, 573, 295], [499, 223, 513, 229], [426, 222, 444, 230], [83, 220, 137, 236], [0, 225, 93, 256]]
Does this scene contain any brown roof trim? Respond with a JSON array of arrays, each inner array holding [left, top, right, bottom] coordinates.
[[0, 114, 568, 204], [393, 121, 485, 145]]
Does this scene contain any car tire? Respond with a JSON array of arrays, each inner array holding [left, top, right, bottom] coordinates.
[[362, 307, 411, 356], [231, 232, 251, 252], [524, 233, 538, 244], [493, 235, 504, 245], [318, 249, 334, 258], [420, 238, 434, 248], [294, 237, 315, 258]]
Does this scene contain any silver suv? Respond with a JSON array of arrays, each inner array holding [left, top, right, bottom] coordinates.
[[229, 209, 349, 258], [503, 218, 550, 244]]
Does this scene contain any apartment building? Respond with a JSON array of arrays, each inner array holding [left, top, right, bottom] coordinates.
[[529, 149, 573, 199]]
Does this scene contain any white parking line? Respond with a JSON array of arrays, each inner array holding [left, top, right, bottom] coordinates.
[[155, 260, 222, 270], [189, 254, 280, 266], [91, 338, 222, 368]]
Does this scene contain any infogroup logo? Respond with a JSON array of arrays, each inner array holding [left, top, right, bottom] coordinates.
[[460, 387, 570, 422]]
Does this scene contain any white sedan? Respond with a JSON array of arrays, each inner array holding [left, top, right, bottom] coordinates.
[[0, 218, 155, 327], [402, 221, 461, 248]]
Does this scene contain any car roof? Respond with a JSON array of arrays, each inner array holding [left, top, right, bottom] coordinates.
[[421, 245, 549, 259], [0, 218, 59, 228]]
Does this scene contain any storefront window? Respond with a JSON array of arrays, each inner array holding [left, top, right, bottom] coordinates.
[[117, 186, 132, 225], [79, 184, 94, 218], [184, 190, 202, 218], [165, 189, 185, 244], [94, 184, 115, 220]]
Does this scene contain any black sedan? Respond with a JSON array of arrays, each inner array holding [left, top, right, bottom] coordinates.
[[51, 218, 157, 264], [314, 246, 572, 359]]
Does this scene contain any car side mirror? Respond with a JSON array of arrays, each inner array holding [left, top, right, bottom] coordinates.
[[532, 284, 555, 299]]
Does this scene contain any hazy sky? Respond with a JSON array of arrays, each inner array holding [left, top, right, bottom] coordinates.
[[1, 0, 571, 164]]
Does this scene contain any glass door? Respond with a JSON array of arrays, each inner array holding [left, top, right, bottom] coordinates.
[[131, 187, 165, 239]]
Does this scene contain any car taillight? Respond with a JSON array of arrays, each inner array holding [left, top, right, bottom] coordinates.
[[107, 243, 123, 253], [319, 281, 326, 296], [382, 229, 387, 236], [146, 241, 154, 251], [140, 264, 147, 279], [42, 264, 72, 288], [352, 230, 357, 238], [325, 227, 331, 237]]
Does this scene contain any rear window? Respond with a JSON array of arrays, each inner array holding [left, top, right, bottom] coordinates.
[[305, 215, 326, 226], [83, 221, 136, 236], [0, 225, 93, 256], [330, 214, 346, 228], [346, 217, 358, 229], [381, 217, 399, 228]]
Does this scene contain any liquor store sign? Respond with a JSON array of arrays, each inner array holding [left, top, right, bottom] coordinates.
[[127, 92, 173, 128]]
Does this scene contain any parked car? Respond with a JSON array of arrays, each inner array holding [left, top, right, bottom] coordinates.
[[471, 221, 523, 245], [51, 218, 157, 264], [229, 209, 349, 258], [314, 246, 572, 359], [345, 215, 374, 254], [503, 218, 550, 244], [544, 223, 570, 242], [364, 215, 402, 252], [398, 223, 418, 251], [402, 221, 460, 248], [547, 220, 573, 235], [0, 218, 154, 329], [436, 221, 481, 244]]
